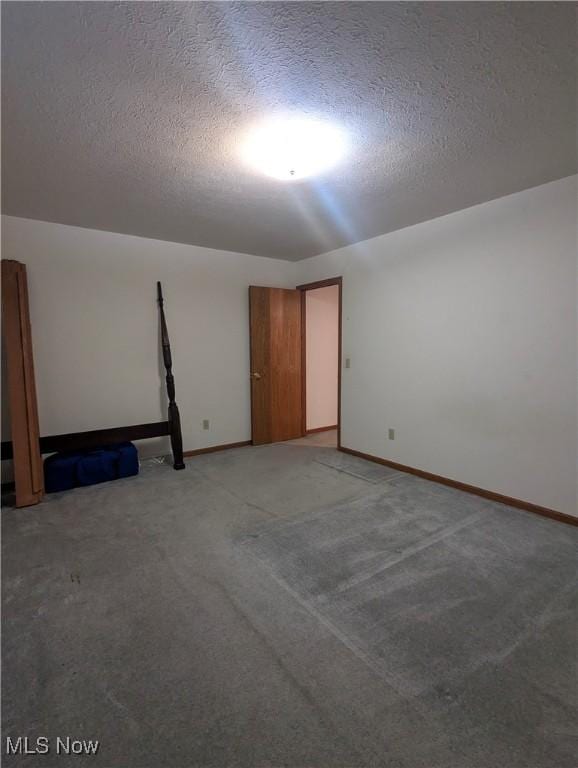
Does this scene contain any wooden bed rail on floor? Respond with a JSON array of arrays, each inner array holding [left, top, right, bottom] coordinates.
[[1, 421, 170, 460]]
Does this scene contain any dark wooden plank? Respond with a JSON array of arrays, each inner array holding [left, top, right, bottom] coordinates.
[[1, 421, 169, 459], [40, 422, 170, 454]]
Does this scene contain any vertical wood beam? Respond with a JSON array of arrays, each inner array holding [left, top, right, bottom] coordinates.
[[157, 282, 185, 469], [1, 260, 44, 506]]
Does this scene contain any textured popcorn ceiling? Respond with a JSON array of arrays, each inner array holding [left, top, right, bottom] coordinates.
[[2, 2, 576, 261]]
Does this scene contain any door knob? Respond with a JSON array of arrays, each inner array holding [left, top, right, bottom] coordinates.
[[250, 372, 262, 380]]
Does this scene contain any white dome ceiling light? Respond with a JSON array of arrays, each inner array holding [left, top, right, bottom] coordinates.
[[241, 116, 346, 181]]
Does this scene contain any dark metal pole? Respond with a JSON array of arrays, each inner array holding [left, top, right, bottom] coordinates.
[[157, 282, 185, 470]]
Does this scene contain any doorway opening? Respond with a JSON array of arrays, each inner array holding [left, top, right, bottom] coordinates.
[[298, 277, 342, 449], [248, 278, 342, 448]]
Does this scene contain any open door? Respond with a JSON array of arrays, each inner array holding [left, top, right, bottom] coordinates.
[[249, 286, 302, 445]]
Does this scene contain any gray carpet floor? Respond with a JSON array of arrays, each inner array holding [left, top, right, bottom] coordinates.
[[3, 431, 577, 768]]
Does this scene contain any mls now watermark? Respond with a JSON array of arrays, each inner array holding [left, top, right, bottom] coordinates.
[[5, 736, 100, 756]]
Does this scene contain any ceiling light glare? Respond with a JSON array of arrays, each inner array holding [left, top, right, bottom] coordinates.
[[241, 116, 346, 181]]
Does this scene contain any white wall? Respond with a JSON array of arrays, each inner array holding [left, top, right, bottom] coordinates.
[[306, 285, 339, 430], [2, 176, 576, 515], [1, 216, 296, 459], [297, 176, 578, 515]]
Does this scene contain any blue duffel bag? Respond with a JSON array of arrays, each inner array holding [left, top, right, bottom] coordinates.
[[44, 442, 139, 493]]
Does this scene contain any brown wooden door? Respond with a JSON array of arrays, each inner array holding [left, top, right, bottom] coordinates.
[[249, 286, 302, 445]]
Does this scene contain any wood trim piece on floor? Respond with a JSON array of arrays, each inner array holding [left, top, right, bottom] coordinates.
[[339, 446, 578, 527], [306, 425, 338, 434], [183, 441, 252, 458]]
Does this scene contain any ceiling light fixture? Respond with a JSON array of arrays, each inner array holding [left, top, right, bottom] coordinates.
[[241, 116, 346, 181]]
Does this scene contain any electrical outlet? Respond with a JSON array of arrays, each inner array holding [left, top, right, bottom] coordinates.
[[345, 357, 351, 369], [202, 419, 210, 430], [388, 428, 395, 440]]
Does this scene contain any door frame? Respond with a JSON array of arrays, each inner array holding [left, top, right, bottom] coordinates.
[[296, 277, 343, 448]]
